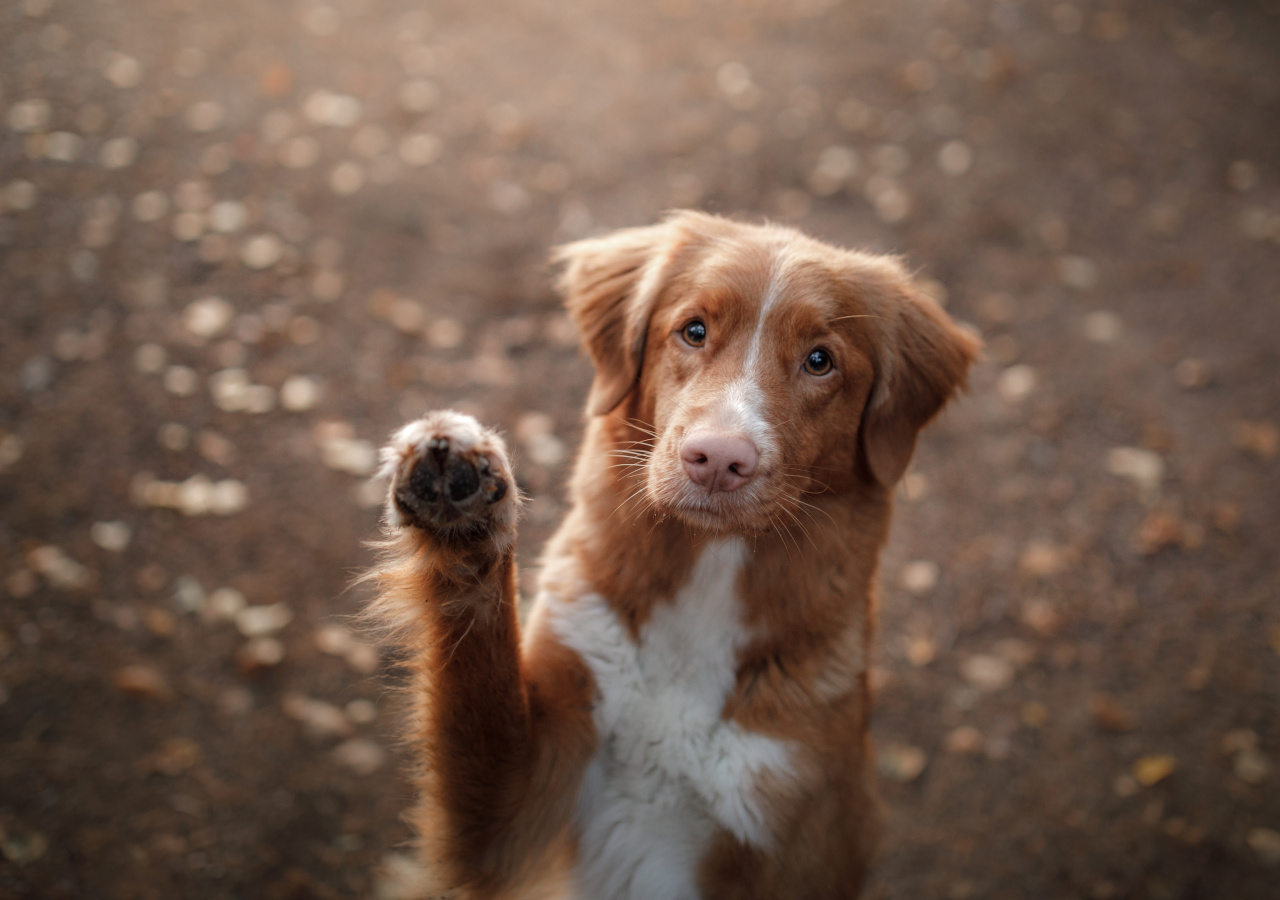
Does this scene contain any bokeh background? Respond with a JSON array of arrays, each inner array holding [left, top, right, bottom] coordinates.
[[2, 0, 1279, 897]]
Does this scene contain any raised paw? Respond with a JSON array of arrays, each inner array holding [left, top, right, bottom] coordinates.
[[381, 411, 519, 542]]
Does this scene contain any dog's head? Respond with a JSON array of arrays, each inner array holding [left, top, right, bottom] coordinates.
[[555, 211, 980, 533]]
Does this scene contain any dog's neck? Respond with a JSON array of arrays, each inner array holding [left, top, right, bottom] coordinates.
[[555, 414, 894, 646]]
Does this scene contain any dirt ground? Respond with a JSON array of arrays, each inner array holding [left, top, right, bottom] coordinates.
[[2, 0, 1278, 897]]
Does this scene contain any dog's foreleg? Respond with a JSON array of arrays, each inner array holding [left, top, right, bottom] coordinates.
[[371, 411, 588, 898]]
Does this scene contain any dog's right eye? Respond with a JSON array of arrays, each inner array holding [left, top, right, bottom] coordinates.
[[681, 320, 707, 347]]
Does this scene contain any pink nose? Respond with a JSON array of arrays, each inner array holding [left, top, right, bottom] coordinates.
[[680, 430, 760, 493]]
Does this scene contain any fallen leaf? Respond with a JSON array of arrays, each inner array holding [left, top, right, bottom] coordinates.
[[1133, 754, 1177, 786], [1090, 694, 1135, 732], [1247, 828, 1280, 866], [1231, 421, 1279, 461], [877, 744, 928, 783], [115, 664, 174, 701]]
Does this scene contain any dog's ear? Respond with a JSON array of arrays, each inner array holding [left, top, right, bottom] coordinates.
[[858, 287, 981, 486], [553, 223, 675, 416]]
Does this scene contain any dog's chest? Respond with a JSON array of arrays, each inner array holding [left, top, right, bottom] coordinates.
[[548, 539, 794, 900]]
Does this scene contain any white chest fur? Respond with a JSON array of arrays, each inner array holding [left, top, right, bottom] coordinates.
[[546, 539, 795, 900]]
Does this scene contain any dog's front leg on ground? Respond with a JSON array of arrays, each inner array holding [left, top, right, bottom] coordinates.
[[371, 411, 591, 896]]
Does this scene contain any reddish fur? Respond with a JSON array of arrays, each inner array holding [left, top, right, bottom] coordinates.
[[366, 211, 979, 898]]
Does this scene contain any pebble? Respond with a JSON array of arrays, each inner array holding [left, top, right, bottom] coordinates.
[[196, 430, 236, 466], [281, 375, 322, 411], [206, 587, 247, 622], [315, 624, 355, 656], [1106, 446, 1164, 496], [1133, 754, 1177, 786], [115, 664, 173, 701], [21, 356, 55, 393], [0, 827, 49, 865], [131, 190, 170, 222], [7, 99, 52, 132], [1019, 598, 1062, 636], [1082, 310, 1123, 343], [1230, 421, 1279, 461], [302, 4, 342, 36], [281, 135, 321, 169], [288, 316, 321, 345], [345, 699, 377, 724], [149, 608, 177, 635], [1173, 357, 1212, 390], [172, 575, 206, 613], [1246, 828, 1280, 867], [320, 433, 378, 476], [157, 423, 190, 451], [235, 603, 293, 638], [937, 140, 973, 175], [303, 90, 362, 127], [282, 692, 351, 737], [996, 364, 1036, 402], [905, 636, 936, 667], [163, 365, 199, 396], [237, 637, 284, 671], [218, 687, 253, 715], [69, 249, 99, 282], [44, 131, 84, 163], [1019, 540, 1071, 577], [311, 270, 344, 301], [172, 212, 205, 242], [899, 560, 940, 596], [2, 180, 39, 212], [960, 654, 1015, 692], [409, 320, 460, 356], [1059, 255, 1099, 290], [0, 433, 25, 470], [27, 545, 90, 590], [333, 738, 386, 775], [945, 725, 984, 756], [807, 145, 859, 196], [185, 100, 225, 133], [90, 520, 132, 552], [100, 136, 139, 169], [184, 296, 235, 339], [1234, 748, 1271, 785], [208, 201, 248, 234], [134, 473, 248, 516], [398, 79, 441, 113], [972, 291, 1013, 323], [351, 125, 391, 158], [877, 744, 928, 783], [374, 852, 429, 900], [399, 133, 443, 167], [103, 53, 143, 88], [1227, 161, 1259, 193], [329, 161, 365, 195], [864, 175, 910, 223], [240, 233, 285, 269]]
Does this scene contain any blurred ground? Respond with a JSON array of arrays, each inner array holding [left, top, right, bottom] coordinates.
[[2, 0, 1279, 897]]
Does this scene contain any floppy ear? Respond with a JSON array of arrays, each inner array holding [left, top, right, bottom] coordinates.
[[859, 288, 981, 486], [552, 223, 674, 416]]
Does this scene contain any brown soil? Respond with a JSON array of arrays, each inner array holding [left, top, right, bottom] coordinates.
[[2, 1, 1278, 898]]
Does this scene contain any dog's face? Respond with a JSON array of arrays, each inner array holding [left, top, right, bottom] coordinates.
[[557, 211, 979, 534]]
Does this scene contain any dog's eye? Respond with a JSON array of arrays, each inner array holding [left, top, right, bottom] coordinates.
[[681, 320, 707, 347], [803, 348, 833, 376]]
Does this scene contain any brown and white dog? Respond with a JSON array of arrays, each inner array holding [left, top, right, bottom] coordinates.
[[367, 211, 979, 899]]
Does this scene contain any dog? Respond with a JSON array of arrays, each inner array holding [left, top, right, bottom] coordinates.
[[367, 210, 979, 899]]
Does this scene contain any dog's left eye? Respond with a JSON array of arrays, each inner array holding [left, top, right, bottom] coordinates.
[[681, 320, 708, 347], [803, 348, 833, 376]]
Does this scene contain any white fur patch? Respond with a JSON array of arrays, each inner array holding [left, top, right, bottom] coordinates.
[[546, 539, 795, 900]]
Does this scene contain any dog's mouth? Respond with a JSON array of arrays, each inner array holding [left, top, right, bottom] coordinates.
[[644, 467, 796, 536]]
